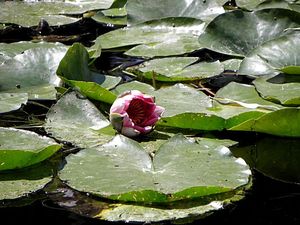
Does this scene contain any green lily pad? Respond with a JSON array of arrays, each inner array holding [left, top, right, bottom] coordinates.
[[92, 17, 205, 58], [253, 77, 300, 106], [59, 134, 250, 203], [221, 59, 243, 71], [230, 108, 300, 137], [57, 43, 119, 104], [0, 93, 28, 113], [236, 0, 300, 11], [126, 0, 225, 25], [0, 162, 53, 201], [92, 7, 127, 26], [45, 92, 113, 148], [279, 65, 300, 74], [0, 44, 68, 100], [0, 0, 114, 27], [198, 8, 300, 57], [127, 57, 224, 82], [0, 127, 61, 171], [232, 137, 300, 184], [239, 30, 300, 76], [49, 181, 248, 223]]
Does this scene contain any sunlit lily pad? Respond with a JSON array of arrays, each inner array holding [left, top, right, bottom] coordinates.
[[0, 93, 28, 113], [0, 0, 114, 26], [239, 30, 300, 76], [198, 8, 300, 57], [59, 134, 250, 203], [0, 127, 61, 171], [57, 43, 119, 104], [45, 92, 113, 148], [126, 0, 225, 25], [0, 44, 68, 100], [92, 7, 127, 26], [92, 17, 205, 58], [126, 57, 224, 82]]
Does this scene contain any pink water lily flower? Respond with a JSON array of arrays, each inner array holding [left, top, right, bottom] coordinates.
[[109, 90, 165, 137]]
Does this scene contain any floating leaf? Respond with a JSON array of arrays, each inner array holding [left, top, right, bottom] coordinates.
[[0, 93, 28, 113], [45, 92, 113, 148], [236, 0, 300, 11], [0, 163, 53, 201], [127, 57, 224, 82], [126, 0, 225, 25], [198, 9, 300, 57], [0, 0, 114, 26], [230, 108, 300, 137], [279, 65, 300, 75], [92, 17, 205, 58], [59, 134, 250, 203], [92, 7, 127, 26], [0, 45, 68, 100], [0, 127, 61, 171], [57, 43, 119, 104], [239, 30, 300, 76], [253, 77, 300, 106]]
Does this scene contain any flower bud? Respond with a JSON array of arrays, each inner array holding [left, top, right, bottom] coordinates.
[[109, 90, 164, 137]]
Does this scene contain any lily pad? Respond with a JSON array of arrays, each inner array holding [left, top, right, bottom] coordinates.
[[0, 45, 68, 100], [92, 7, 127, 26], [198, 8, 300, 57], [126, 0, 225, 25], [49, 182, 248, 223], [45, 92, 113, 148], [57, 43, 119, 104], [0, 93, 28, 113], [127, 57, 224, 82], [0, 127, 61, 171], [236, 0, 300, 11], [0, 0, 114, 27], [59, 134, 250, 203], [92, 17, 205, 58], [239, 30, 300, 76], [0, 162, 53, 201], [253, 77, 300, 106]]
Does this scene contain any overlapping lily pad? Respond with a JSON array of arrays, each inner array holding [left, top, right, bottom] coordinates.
[[236, 0, 300, 11], [126, 57, 224, 82], [253, 77, 300, 106], [198, 8, 300, 57], [92, 17, 205, 58], [239, 30, 300, 76], [45, 92, 113, 148], [92, 7, 127, 26], [0, 162, 53, 201], [0, 127, 61, 171], [0, 93, 28, 113], [59, 134, 250, 203], [0, 44, 68, 100], [126, 0, 225, 25], [0, 0, 114, 26], [57, 43, 119, 104]]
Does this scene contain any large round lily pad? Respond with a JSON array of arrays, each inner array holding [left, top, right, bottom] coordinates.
[[0, 93, 28, 113], [0, 127, 61, 171], [198, 8, 300, 57], [239, 30, 300, 76], [59, 134, 250, 203]]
